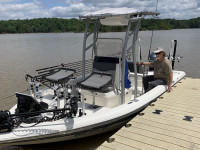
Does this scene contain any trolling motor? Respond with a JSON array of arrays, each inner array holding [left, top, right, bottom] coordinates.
[[0, 77, 82, 134], [0, 110, 13, 133], [0, 96, 79, 134], [0, 107, 72, 134]]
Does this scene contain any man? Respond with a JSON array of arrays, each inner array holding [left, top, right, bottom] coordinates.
[[138, 47, 173, 93]]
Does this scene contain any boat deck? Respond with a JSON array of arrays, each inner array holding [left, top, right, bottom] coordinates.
[[97, 77, 200, 150]]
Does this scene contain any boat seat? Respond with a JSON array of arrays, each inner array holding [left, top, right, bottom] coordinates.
[[79, 56, 119, 92], [44, 68, 76, 84], [80, 72, 112, 91]]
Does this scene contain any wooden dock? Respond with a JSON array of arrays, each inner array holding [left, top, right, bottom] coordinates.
[[97, 77, 200, 150]]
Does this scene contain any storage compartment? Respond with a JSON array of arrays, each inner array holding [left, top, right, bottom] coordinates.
[[82, 88, 132, 108]]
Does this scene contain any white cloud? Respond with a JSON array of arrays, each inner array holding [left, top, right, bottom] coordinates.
[[62, 0, 199, 19], [71, 3, 86, 12], [1, 3, 37, 11], [156, 0, 198, 19], [0, 0, 199, 20], [0, 0, 18, 3], [51, 2, 95, 18], [0, 1, 51, 20], [50, 6, 71, 17]]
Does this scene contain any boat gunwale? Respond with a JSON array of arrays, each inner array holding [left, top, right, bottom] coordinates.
[[0, 70, 185, 146]]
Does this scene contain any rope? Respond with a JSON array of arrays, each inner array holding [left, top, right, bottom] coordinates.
[[15, 113, 69, 128]]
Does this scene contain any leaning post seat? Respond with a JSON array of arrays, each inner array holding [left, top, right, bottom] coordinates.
[[44, 68, 76, 84], [79, 56, 119, 92], [80, 72, 112, 91]]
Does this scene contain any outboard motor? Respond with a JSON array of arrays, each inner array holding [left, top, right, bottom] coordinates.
[[149, 52, 156, 62], [148, 52, 156, 71]]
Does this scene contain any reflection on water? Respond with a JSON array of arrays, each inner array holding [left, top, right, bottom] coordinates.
[[0, 129, 118, 150]]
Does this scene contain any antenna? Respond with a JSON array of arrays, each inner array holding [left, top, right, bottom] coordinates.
[[156, 0, 159, 12]]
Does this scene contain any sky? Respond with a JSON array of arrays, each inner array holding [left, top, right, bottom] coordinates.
[[0, 0, 199, 20]]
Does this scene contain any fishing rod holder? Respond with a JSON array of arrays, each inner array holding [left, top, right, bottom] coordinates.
[[63, 79, 81, 117], [168, 40, 183, 69], [25, 74, 43, 98]]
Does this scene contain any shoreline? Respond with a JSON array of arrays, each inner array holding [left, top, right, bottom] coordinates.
[[1, 28, 200, 35]]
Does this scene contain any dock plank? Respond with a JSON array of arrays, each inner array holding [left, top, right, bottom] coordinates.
[[102, 134, 165, 150], [139, 109, 200, 128], [97, 78, 200, 150]]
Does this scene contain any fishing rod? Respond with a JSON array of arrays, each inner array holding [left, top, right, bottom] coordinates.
[[147, 0, 159, 60]]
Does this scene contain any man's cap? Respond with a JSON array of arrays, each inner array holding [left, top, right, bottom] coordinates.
[[154, 47, 166, 55]]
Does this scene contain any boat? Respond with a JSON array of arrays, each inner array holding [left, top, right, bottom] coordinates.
[[0, 7, 185, 145]]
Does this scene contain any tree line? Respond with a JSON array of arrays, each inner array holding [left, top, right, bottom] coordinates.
[[0, 17, 199, 34]]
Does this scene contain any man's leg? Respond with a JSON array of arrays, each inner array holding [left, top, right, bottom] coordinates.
[[142, 75, 154, 93], [146, 78, 167, 92]]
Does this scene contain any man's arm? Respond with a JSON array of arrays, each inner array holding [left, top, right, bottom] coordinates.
[[168, 72, 173, 92], [138, 62, 153, 67]]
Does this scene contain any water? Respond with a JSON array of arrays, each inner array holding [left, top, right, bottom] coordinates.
[[0, 29, 199, 149], [0, 33, 84, 110]]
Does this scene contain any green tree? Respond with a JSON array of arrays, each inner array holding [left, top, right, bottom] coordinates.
[[0, 17, 200, 34], [7, 25, 16, 33]]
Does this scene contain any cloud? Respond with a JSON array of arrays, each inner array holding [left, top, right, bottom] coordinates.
[[96, 0, 155, 9], [157, 0, 198, 19], [0, 0, 51, 20], [58, 0, 157, 18], [0, 0, 199, 20], [62, 0, 199, 19], [50, 6, 71, 17], [51, 2, 95, 18], [0, 0, 17, 3]]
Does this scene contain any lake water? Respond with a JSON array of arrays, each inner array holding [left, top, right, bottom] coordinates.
[[0, 29, 199, 150]]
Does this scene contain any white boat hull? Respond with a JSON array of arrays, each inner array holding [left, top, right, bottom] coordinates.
[[0, 70, 185, 146]]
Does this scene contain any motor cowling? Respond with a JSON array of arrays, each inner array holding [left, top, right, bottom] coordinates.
[[148, 52, 156, 71], [149, 52, 156, 62]]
